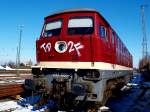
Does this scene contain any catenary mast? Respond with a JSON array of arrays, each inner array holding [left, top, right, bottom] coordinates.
[[141, 5, 148, 59]]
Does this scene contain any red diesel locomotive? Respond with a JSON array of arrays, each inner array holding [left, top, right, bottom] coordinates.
[[32, 9, 133, 105]]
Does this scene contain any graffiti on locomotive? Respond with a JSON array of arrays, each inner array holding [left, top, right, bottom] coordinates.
[[40, 41, 84, 56]]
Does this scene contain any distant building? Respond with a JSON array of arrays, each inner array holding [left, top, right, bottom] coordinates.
[[25, 59, 33, 67]]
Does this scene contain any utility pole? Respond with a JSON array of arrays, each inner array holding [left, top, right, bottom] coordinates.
[[141, 5, 148, 60], [16, 25, 23, 76], [16, 47, 18, 68]]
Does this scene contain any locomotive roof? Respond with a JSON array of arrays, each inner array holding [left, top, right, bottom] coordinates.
[[46, 8, 96, 17], [45, 8, 111, 27]]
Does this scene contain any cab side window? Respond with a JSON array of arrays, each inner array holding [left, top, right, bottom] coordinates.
[[112, 32, 115, 44], [99, 26, 108, 41]]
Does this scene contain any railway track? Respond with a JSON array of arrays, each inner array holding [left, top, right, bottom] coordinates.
[[0, 84, 24, 98], [0, 73, 32, 98]]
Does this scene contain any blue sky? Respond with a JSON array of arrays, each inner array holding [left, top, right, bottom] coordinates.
[[0, 0, 149, 67]]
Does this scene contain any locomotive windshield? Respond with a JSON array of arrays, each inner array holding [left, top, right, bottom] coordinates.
[[68, 17, 94, 35], [44, 19, 62, 37]]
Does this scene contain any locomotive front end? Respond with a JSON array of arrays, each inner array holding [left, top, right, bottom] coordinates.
[[32, 9, 104, 104]]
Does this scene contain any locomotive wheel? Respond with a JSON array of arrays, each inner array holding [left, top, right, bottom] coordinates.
[[101, 76, 129, 105], [101, 80, 115, 105]]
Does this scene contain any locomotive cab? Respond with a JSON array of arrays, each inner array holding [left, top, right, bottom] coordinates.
[[36, 10, 96, 65]]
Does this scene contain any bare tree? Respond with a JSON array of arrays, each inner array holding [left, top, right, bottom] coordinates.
[[26, 59, 33, 66], [7, 61, 16, 68], [139, 55, 150, 70]]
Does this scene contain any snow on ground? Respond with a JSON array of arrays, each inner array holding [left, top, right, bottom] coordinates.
[[0, 74, 16, 77], [0, 79, 25, 84], [0, 100, 22, 111], [0, 100, 46, 112]]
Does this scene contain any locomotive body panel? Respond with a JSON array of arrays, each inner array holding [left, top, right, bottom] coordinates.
[[36, 10, 132, 68]]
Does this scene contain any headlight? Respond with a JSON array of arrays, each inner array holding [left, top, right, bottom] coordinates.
[[55, 41, 67, 53]]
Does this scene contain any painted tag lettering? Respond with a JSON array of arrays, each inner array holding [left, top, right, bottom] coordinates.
[[68, 41, 84, 56], [40, 43, 51, 52], [40, 41, 84, 56]]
